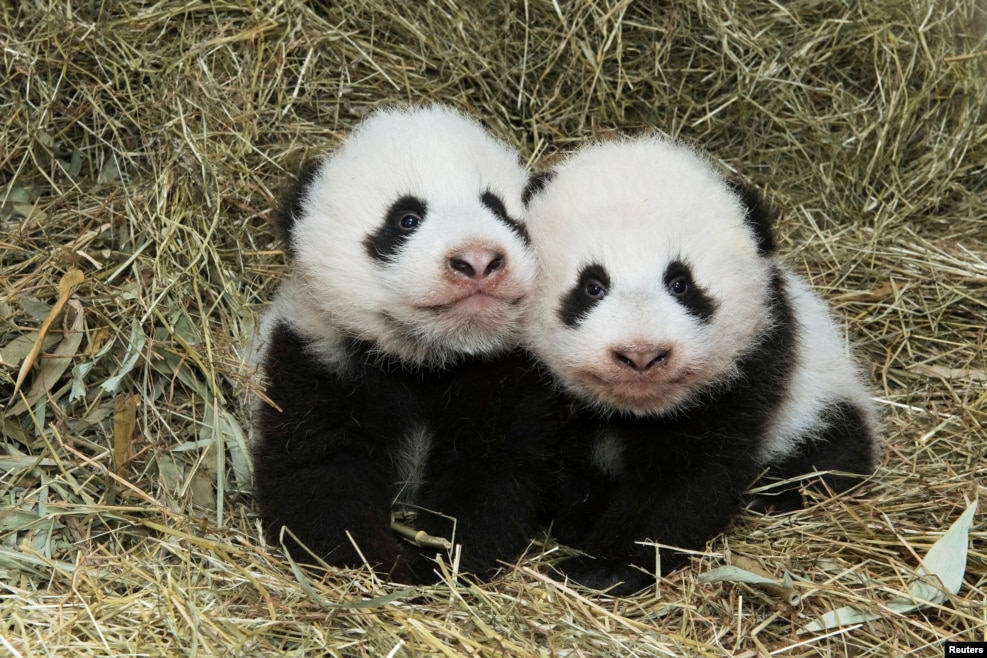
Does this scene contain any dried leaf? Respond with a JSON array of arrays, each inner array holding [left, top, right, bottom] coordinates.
[[7, 299, 86, 416], [189, 470, 215, 511], [0, 456, 58, 470], [908, 363, 987, 382], [112, 394, 139, 477], [801, 498, 978, 633], [0, 334, 60, 368], [210, 404, 252, 490], [69, 335, 116, 403], [908, 497, 978, 600], [9, 269, 84, 403], [100, 320, 148, 393], [700, 562, 801, 607]]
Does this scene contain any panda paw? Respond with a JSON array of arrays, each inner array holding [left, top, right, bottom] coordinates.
[[550, 556, 653, 596]]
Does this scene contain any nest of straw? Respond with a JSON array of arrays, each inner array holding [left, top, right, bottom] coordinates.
[[2, 0, 986, 655]]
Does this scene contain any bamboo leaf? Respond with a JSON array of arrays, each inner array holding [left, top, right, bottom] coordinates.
[[9, 269, 84, 403], [801, 498, 978, 633], [700, 563, 801, 607], [112, 394, 139, 478], [100, 320, 147, 393], [7, 299, 85, 416]]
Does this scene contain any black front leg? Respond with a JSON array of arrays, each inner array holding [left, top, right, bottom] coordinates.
[[252, 323, 434, 583], [553, 463, 753, 594], [408, 354, 559, 580], [253, 431, 432, 584], [552, 555, 656, 596], [415, 434, 551, 579]]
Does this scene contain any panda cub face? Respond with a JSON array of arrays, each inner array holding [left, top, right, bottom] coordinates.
[[277, 106, 536, 367], [524, 138, 775, 416]]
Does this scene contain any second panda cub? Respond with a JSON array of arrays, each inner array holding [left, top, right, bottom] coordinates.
[[524, 137, 881, 595], [250, 106, 556, 585]]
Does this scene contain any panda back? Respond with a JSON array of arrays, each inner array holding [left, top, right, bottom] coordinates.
[[760, 268, 881, 466]]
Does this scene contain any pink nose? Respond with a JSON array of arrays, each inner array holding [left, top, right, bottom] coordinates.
[[448, 248, 506, 280], [612, 348, 671, 372]]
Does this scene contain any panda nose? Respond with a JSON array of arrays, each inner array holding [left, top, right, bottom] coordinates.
[[448, 248, 506, 280], [612, 348, 671, 372]]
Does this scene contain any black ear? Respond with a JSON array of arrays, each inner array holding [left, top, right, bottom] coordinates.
[[727, 179, 776, 256], [273, 158, 324, 258], [522, 170, 556, 206]]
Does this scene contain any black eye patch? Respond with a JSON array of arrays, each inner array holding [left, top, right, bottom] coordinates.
[[558, 263, 611, 328], [481, 191, 530, 245], [663, 260, 716, 323], [363, 195, 428, 263]]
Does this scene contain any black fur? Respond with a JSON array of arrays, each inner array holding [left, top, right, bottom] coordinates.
[[727, 180, 777, 256], [252, 322, 560, 584], [663, 260, 717, 323], [481, 191, 530, 245], [548, 269, 797, 595], [274, 158, 324, 258], [363, 196, 429, 263], [558, 263, 611, 328], [749, 400, 877, 513]]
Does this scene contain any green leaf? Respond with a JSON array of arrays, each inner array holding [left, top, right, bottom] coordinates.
[[100, 320, 147, 393], [801, 498, 978, 633], [700, 565, 801, 606]]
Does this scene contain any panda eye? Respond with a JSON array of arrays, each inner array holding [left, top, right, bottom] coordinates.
[[668, 275, 689, 296], [398, 212, 421, 231], [584, 280, 607, 300]]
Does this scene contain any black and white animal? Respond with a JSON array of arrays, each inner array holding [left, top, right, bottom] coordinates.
[[523, 137, 881, 595], [249, 105, 557, 585]]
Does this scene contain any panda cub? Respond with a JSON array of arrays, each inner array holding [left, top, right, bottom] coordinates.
[[524, 137, 881, 595], [250, 105, 556, 585]]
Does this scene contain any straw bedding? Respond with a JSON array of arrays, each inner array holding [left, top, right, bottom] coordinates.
[[2, 1, 985, 655]]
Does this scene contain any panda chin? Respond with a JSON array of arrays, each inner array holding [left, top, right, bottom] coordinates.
[[378, 302, 520, 364], [566, 369, 701, 418], [429, 304, 520, 354], [418, 289, 523, 335], [589, 387, 695, 418]]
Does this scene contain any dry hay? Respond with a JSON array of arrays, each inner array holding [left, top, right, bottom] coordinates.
[[2, 0, 986, 655]]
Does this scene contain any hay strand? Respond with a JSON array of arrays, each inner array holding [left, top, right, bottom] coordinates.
[[2, 0, 986, 655]]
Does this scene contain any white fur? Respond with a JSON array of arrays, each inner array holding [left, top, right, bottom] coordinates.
[[523, 138, 772, 416], [760, 270, 880, 462], [392, 424, 433, 507], [590, 432, 626, 478], [257, 105, 537, 368], [524, 136, 880, 466]]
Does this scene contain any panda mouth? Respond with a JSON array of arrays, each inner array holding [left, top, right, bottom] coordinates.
[[583, 369, 690, 396], [596, 376, 662, 397], [576, 371, 696, 415], [418, 290, 522, 312]]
